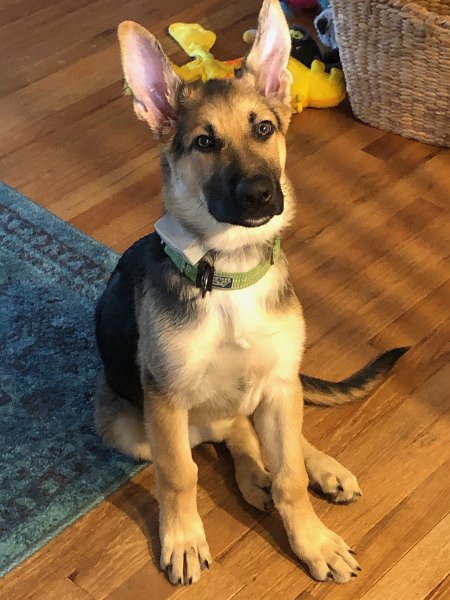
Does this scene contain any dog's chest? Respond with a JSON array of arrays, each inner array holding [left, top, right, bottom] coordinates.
[[181, 301, 276, 410], [166, 276, 304, 412]]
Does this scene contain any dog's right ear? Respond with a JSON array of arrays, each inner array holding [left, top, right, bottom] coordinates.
[[118, 21, 180, 132], [243, 0, 292, 105]]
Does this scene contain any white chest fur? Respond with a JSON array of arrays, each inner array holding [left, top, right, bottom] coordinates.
[[162, 266, 305, 414]]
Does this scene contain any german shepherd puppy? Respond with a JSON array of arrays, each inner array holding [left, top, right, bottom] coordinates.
[[95, 0, 407, 586]]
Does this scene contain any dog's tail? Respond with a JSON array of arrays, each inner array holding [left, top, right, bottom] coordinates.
[[300, 347, 409, 407]]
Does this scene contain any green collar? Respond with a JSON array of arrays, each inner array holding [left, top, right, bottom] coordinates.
[[163, 237, 281, 297]]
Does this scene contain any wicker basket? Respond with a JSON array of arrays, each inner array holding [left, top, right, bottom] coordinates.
[[331, 0, 450, 147]]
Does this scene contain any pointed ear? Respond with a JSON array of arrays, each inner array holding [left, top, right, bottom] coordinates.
[[118, 21, 181, 132], [244, 0, 292, 104]]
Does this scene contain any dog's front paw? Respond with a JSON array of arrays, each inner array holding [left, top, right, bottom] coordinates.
[[306, 452, 362, 504], [290, 516, 360, 584], [160, 515, 212, 585]]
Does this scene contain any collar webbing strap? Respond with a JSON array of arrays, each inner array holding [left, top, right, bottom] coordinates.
[[163, 237, 281, 294]]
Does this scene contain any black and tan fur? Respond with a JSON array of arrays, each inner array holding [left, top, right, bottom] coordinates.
[[94, 0, 407, 586]]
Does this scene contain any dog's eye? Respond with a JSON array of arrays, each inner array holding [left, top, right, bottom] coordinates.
[[194, 134, 214, 151], [255, 120, 274, 140]]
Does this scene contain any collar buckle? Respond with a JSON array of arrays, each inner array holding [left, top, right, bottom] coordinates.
[[196, 261, 215, 298]]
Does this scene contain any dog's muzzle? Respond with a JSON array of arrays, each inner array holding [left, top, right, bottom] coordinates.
[[205, 167, 284, 228]]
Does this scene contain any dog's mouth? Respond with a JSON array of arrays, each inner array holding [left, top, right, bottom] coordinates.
[[208, 198, 283, 228], [240, 215, 274, 228]]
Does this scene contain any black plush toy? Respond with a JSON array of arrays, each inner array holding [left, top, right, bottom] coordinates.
[[289, 25, 339, 72]]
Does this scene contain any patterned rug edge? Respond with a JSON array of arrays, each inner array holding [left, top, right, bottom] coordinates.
[[0, 181, 148, 578]]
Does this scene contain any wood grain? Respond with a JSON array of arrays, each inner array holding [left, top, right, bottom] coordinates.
[[0, 1, 449, 599]]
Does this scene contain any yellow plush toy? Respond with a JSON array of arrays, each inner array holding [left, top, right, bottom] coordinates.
[[287, 55, 345, 112], [168, 23, 240, 82], [168, 22, 346, 113]]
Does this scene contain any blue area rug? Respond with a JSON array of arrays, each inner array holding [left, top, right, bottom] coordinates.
[[0, 183, 145, 576]]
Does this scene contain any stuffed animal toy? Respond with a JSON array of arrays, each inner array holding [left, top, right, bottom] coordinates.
[[289, 24, 339, 70], [315, 6, 338, 51], [168, 22, 346, 113], [279, 0, 339, 66], [288, 25, 323, 68], [168, 23, 239, 81], [287, 57, 345, 111]]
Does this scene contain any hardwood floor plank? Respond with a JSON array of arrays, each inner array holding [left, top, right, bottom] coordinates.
[[359, 515, 450, 600], [369, 280, 450, 351], [30, 578, 96, 600], [424, 575, 450, 600]]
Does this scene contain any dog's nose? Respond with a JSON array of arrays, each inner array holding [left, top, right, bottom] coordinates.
[[236, 176, 273, 208]]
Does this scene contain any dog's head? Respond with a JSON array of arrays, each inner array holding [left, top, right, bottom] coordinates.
[[118, 0, 294, 252]]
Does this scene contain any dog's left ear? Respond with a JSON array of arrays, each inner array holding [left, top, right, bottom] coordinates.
[[244, 0, 292, 104]]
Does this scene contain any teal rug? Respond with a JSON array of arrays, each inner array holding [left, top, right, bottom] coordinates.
[[0, 183, 145, 576]]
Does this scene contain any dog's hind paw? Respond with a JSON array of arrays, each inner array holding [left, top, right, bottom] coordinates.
[[306, 452, 362, 504], [234, 455, 273, 512]]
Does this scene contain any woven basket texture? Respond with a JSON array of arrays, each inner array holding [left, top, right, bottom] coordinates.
[[331, 0, 450, 146]]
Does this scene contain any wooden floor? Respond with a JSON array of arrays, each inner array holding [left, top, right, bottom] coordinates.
[[1, 1, 449, 598]]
